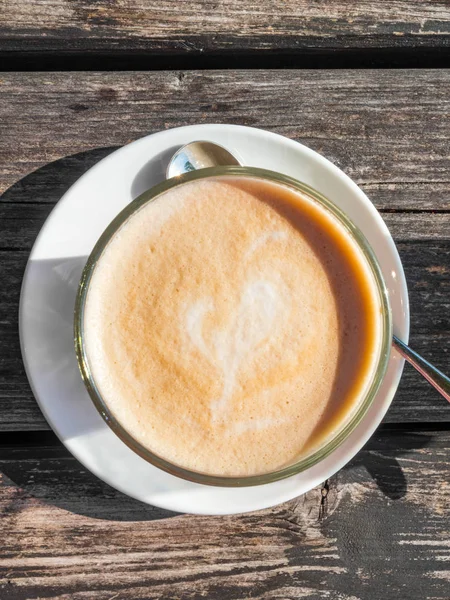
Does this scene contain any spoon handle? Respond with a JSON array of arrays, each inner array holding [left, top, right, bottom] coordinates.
[[393, 335, 450, 403]]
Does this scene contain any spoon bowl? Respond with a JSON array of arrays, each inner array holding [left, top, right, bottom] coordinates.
[[166, 141, 241, 179]]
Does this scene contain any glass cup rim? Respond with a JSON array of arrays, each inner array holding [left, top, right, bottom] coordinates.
[[74, 166, 393, 487]]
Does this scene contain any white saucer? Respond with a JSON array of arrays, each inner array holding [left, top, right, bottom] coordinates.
[[19, 125, 409, 515]]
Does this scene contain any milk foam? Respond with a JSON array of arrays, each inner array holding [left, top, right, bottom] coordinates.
[[84, 177, 382, 477]]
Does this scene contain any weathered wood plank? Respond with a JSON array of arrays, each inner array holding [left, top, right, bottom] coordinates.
[[0, 239, 448, 431], [1, 0, 449, 55], [1, 70, 449, 429], [382, 213, 450, 241], [1, 203, 449, 251], [1, 70, 450, 210], [0, 431, 448, 599], [2, 339, 448, 431]]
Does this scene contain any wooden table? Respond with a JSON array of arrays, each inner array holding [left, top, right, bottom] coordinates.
[[1, 2, 449, 598]]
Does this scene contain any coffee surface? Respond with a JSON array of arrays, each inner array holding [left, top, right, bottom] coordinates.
[[84, 177, 381, 477]]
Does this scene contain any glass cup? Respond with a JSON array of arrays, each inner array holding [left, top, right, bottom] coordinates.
[[74, 166, 392, 487]]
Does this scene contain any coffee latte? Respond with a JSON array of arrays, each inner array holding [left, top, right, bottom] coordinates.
[[84, 176, 382, 476]]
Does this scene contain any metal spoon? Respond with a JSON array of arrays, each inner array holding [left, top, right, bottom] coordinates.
[[166, 141, 450, 403], [166, 141, 241, 179], [393, 336, 449, 401]]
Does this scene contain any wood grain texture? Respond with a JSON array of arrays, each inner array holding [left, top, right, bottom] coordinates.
[[1, 204, 450, 251], [0, 65, 449, 600], [1, 0, 450, 55], [0, 431, 448, 599], [2, 70, 450, 210], [0, 237, 449, 431], [1, 70, 449, 430]]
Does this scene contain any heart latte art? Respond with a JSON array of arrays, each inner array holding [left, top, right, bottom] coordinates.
[[84, 177, 381, 477], [185, 230, 289, 428]]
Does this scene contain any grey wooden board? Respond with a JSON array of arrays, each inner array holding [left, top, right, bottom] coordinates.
[[0, 69, 449, 429], [1, 0, 450, 54], [0, 237, 449, 431], [1, 204, 450, 250], [1, 70, 450, 210], [0, 430, 448, 599]]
